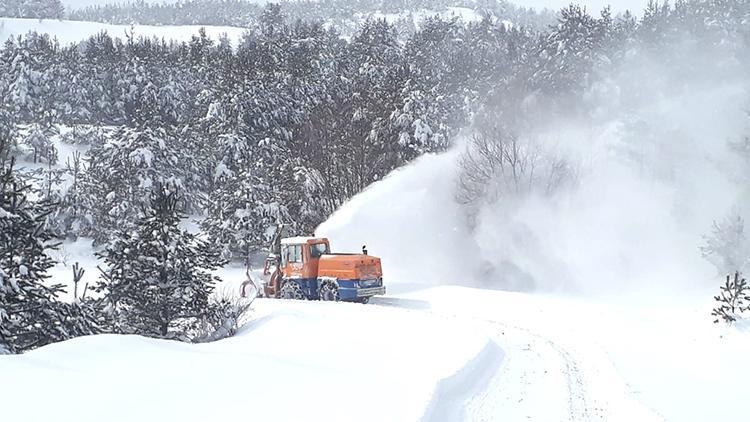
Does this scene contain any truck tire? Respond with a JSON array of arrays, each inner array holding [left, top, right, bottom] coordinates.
[[318, 282, 340, 302], [279, 281, 305, 300]]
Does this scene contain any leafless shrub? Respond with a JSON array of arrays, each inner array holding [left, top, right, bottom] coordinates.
[[193, 286, 254, 343], [456, 123, 577, 208], [701, 213, 750, 275]]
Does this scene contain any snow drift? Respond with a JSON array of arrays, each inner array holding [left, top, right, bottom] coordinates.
[[0, 298, 497, 422]]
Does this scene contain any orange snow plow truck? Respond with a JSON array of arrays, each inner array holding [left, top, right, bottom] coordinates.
[[259, 235, 386, 304]]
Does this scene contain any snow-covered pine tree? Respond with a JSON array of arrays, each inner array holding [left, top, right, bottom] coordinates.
[[0, 58, 20, 167], [533, 5, 611, 99], [80, 125, 203, 243], [395, 16, 473, 160], [6, 0, 65, 19], [0, 102, 17, 167], [200, 48, 303, 261], [21, 123, 58, 165], [95, 184, 224, 339], [49, 151, 86, 238], [202, 165, 285, 263], [60, 70, 93, 125], [6, 37, 60, 125], [341, 19, 407, 194], [0, 158, 68, 353], [711, 272, 750, 324]]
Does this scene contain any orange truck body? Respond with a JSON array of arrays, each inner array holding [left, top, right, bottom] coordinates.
[[263, 237, 385, 303]]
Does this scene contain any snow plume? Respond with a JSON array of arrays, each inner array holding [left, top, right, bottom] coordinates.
[[319, 31, 750, 300], [318, 149, 479, 285]]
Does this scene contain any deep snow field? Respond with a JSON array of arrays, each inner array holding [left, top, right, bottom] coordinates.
[[0, 17, 249, 47], [4, 271, 748, 421], [0, 296, 499, 422], [3, 137, 749, 421], [0, 9, 482, 48]]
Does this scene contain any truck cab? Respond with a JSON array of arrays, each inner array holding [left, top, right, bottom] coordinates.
[[263, 236, 386, 303]]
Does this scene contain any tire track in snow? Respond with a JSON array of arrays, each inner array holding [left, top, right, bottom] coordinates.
[[471, 319, 593, 422], [374, 297, 659, 422], [374, 298, 591, 421], [450, 315, 661, 422]]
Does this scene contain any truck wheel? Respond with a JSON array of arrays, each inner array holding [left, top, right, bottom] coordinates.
[[319, 282, 340, 302], [279, 281, 305, 300], [357, 297, 370, 304]]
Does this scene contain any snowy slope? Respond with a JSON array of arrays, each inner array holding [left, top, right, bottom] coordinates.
[[0, 17, 248, 46], [0, 298, 500, 422]]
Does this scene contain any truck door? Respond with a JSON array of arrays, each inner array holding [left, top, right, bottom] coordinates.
[[282, 244, 304, 278]]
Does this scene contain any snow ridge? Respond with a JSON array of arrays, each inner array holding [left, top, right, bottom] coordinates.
[[420, 339, 505, 422]]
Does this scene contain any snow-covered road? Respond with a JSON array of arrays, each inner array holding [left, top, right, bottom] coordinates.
[[3, 283, 750, 421], [373, 288, 682, 422]]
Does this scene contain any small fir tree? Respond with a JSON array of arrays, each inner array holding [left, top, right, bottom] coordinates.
[[95, 185, 224, 339], [0, 159, 67, 352], [712, 272, 750, 324]]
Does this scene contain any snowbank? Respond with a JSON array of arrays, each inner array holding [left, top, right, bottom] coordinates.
[[0, 17, 248, 47], [0, 298, 498, 422]]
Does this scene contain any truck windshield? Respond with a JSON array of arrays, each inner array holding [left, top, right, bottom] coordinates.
[[310, 243, 329, 258]]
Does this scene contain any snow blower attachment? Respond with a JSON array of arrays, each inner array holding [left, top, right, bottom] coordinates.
[[258, 232, 385, 304]]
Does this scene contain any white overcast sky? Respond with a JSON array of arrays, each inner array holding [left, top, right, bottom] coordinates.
[[61, 0, 650, 14]]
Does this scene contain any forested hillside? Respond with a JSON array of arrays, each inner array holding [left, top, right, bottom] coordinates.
[[2, 1, 748, 262]]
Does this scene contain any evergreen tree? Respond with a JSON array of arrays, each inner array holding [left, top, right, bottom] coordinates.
[[343, 19, 408, 194], [712, 272, 750, 324], [397, 16, 471, 159], [6, 0, 65, 19], [95, 185, 224, 338], [21, 122, 58, 164], [202, 167, 284, 262], [46, 151, 86, 238], [0, 102, 17, 167], [0, 159, 67, 353], [534, 5, 611, 99], [80, 125, 203, 243]]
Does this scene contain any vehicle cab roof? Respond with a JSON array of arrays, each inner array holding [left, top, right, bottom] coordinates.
[[280, 236, 329, 245]]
